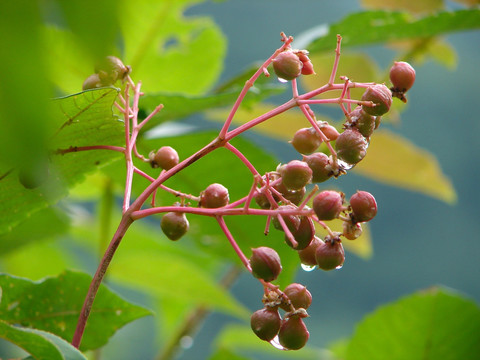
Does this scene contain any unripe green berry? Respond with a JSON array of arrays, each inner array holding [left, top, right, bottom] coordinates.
[[160, 212, 189, 241], [290, 128, 322, 155], [273, 51, 303, 81], [315, 235, 345, 271], [349, 190, 377, 223], [335, 129, 367, 165], [95, 56, 130, 85], [283, 283, 312, 310], [250, 307, 281, 341], [278, 160, 312, 191], [278, 315, 310, 350], [152, 146, 179, 170], [200, 183, 229, 208], [313, 190, 344, 220], [298, 236, 323, 266], [390, 61, 416, 92], [82, 73, 103, 90], [304, 152, 332, 183], [361, 84, 392, 116], [250, 247, 282, 282]]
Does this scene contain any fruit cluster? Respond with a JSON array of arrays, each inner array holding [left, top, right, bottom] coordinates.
[[74, 33, 415, 351]]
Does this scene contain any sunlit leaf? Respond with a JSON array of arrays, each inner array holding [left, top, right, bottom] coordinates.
[[0, 271, 152, 351], [346, 287, 480, 360], [354, 130, 457, 203], [307, 10, 480, 53], [361, 0, 444, 14]]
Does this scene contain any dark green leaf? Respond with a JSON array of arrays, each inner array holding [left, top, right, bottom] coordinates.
[[346, 287, 480, 360], [306, 10, 480, 53], [209, 347, 251, 360], [0, 270, 152, 351]]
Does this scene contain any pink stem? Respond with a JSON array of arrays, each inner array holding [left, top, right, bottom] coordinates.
[[216, 216, 251, 271], [224, 142, 260, 177]]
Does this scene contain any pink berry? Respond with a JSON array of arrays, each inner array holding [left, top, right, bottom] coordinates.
[[250, 247, 282, 282], [200, 183, 229, 208], [319, 122, 340, 141], [285, 215, 315, 250], [278, 315, 310, 350], [315, 235, 345, 271], [361, 84, 392, 116], [152, 146, 179, 170], [283, 283, 312, 310], [273, 205, 301, 232], [304, 152, 332, 183], [313, 190, 344, 220], [272, 51, 303, 81], [390, 61, 415, 92], [250, 307, 281, 341], [335, 129, 367, 165], [290, 128, 322, 155], [295, 51, 315, 76], [278, 160, 312, 191], [349, 190, 377, 223], [298, 236, 323, 266], [347, 106, 376, 138]]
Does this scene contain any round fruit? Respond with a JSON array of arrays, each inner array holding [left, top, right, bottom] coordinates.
[[348, 106, 376, 138], [273, 205, 301, 232], [160, 212, 189, 241], [335, 129, 367, 165], [285, 215, 314, 250], [312, 190, 344, 220], [152, 146, 179, 170], [272, 51, 303, 81], [250, 307, 281, 341], [290, 128, 322, 155], [278, 160, 312, 191], [199, 183, 229, 208], [390, 61, 415, 92], [315, 235, 345, 271], [318, 122, 340, 141], [349, 190, 377, 222], [95, 56, 130, 84], [278, 316, 310, 350], [82, 73, 102, 90], [342, 218, 363, 240], [361, 84, 392, 116], [298, 236, 323, 266], [283, 283, 312, 310], [250, 247, 282, 282], [304, 152, 332, 183]]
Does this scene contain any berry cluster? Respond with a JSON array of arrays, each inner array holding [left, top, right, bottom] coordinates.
[[71, 33, 415, 350]]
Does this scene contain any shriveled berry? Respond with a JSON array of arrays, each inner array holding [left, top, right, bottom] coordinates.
[[349, 190, 377, 223], [152, 146, 179, 170], [285, 215, 314, 250], [200, 183, 229, 208], [390, 61, 415, 92], [160, 212, 189, 241], [290, 128, 322, 155], [295, 51, 315, 76], [82, 73, 103, 90], [95, 56, 130, 85], [283, 283, 312, 310], [342, 218, 363, 240], [278, 315, 310, 350], [347, 106, 376, 138], [250, 307, 281, 341], [335, 129, 367, 165], [315, 235, 345, 271], [298, 236, 323, 266], [361, 84, 392, 116], [250, 247, 282, 282], [304, 152, 332, 183], [278, 160, 312, 191], [273, 51, 303, 81], [313, 190, 344, 220]]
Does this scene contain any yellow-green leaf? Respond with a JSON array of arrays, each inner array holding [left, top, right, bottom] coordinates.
[[355, 130, 457, 203], [361, 0, 444, 14]]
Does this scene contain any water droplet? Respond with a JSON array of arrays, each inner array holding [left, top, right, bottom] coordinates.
[[180, 336, 193, 349], [301, 263, 317, 272], [337, 159, 355, 171], [335, 264, 343, 270], [269, 335, 287, 350], [278, 77, 288, 83]]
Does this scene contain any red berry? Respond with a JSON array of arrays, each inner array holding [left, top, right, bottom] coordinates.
[[347, 106, 376, 138], [304, 152, 332, 183], [250, 307, 281, 341], [295, 51, 315, 76], [152, 146, 179, 170], [272, 51, 303, 81], [160, 212, 189, 241], [315, 235, 345, 271], [390, 61, 415, 92], [349, 190, 377, 223], [199, 183, 229, 208], [361, 84, 392, 116], [283, 283, 312, 310], [335, 129, 367, 165], [290, 128, 322, 155], [285, 215, 314, 250], [312, 190, 344, 220], [298, 236, 323, 266], [250, 247, 282, 282], [278, 315, 310, 350], [278, 160, 312, 191]]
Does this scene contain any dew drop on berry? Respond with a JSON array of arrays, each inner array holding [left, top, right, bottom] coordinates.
[[335, 264, 343, 270], [337, 159, 355, 171], [269, 335, 288, 351], [278, 77, 288, 83], [301, 263, 317, 272]]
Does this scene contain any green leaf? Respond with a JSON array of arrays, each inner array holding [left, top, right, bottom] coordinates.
[[0, 270, 152, 351], [209, 347, 251, 360], [306, 10, 480, 53], [346, 287, 480, 360], [120, 0, 226, 94], [361, 0, 444, 14], [0, 88, 123, 235], [355, 129, 457, 203]]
